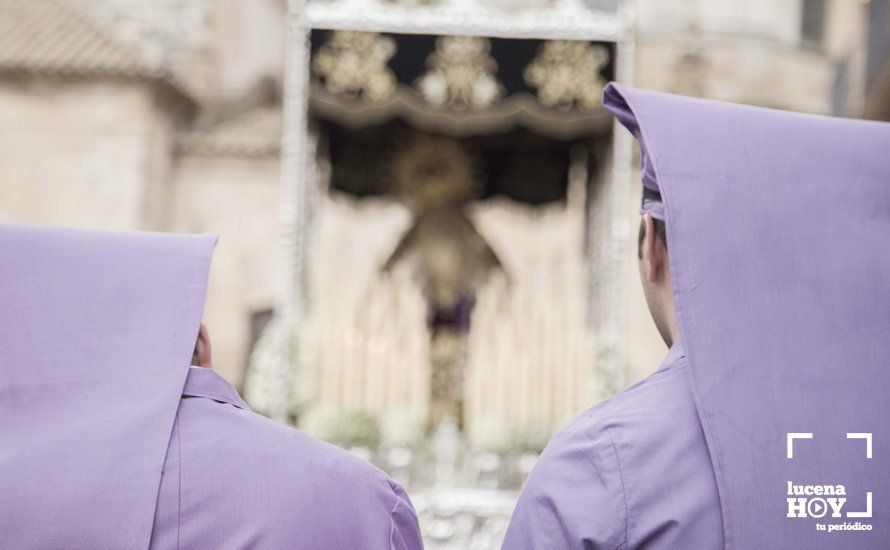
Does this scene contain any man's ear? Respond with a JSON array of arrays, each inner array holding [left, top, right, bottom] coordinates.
[[642, 214, 662, 284], [195, 323, 213, 368]]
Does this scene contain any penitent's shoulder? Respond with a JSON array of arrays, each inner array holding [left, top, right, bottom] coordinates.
[[212, 398, 392, 481], [541, 347, 694, 468], [502, 350, 705, 550], [568, 348, 695, 438], [173, 395, 423, 549]]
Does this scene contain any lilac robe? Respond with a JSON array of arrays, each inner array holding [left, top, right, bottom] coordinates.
[[0, 223, 422, 549], [150, 366, 422, 549], [503, 344, 722, 548], [505, 84, 890, 549]]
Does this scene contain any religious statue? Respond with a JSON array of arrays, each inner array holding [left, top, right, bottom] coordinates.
[[382, 135, 504, 430]]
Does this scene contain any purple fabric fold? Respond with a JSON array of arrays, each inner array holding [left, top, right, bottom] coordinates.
[[608, 91, 664, 219]]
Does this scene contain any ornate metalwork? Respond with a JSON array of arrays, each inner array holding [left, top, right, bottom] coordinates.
[[388, 135, 480, 206], [304, 0, 623, 41], [597, 4, 637, 392], [524, 40, 609, 111], [312, 30, 398, 102], [271, 0, 314, 422], [415, 36, 504, 110]]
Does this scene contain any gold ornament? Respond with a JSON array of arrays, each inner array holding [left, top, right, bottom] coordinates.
[[389, 135, 480, 209], [524, 40, 609, 111], [415, 36, 504, 110], [313, 31, 397, 102]]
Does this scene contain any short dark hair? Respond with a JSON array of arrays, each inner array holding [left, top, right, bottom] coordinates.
[[638, 217, 667, 259]]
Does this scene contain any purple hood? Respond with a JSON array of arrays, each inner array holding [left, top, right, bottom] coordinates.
[[604, 83, 890, 548], [0, 223, 215, 548]]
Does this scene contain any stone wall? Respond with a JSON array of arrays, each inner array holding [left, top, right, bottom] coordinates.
[[0, 78, 174, 230]]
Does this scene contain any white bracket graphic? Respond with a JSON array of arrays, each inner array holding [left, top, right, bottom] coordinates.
[[846, 433, 873, 459], [787, 433, 813, 459], [847, 492, 873, 518]]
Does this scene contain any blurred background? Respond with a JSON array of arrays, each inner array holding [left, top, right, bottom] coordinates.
[[1, 0, 887, 547]]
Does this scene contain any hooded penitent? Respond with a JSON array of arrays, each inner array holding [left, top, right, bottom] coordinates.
[[0, 223, 216, 548], [603, 84, 889, 548], [0, 223, 424, 550]]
